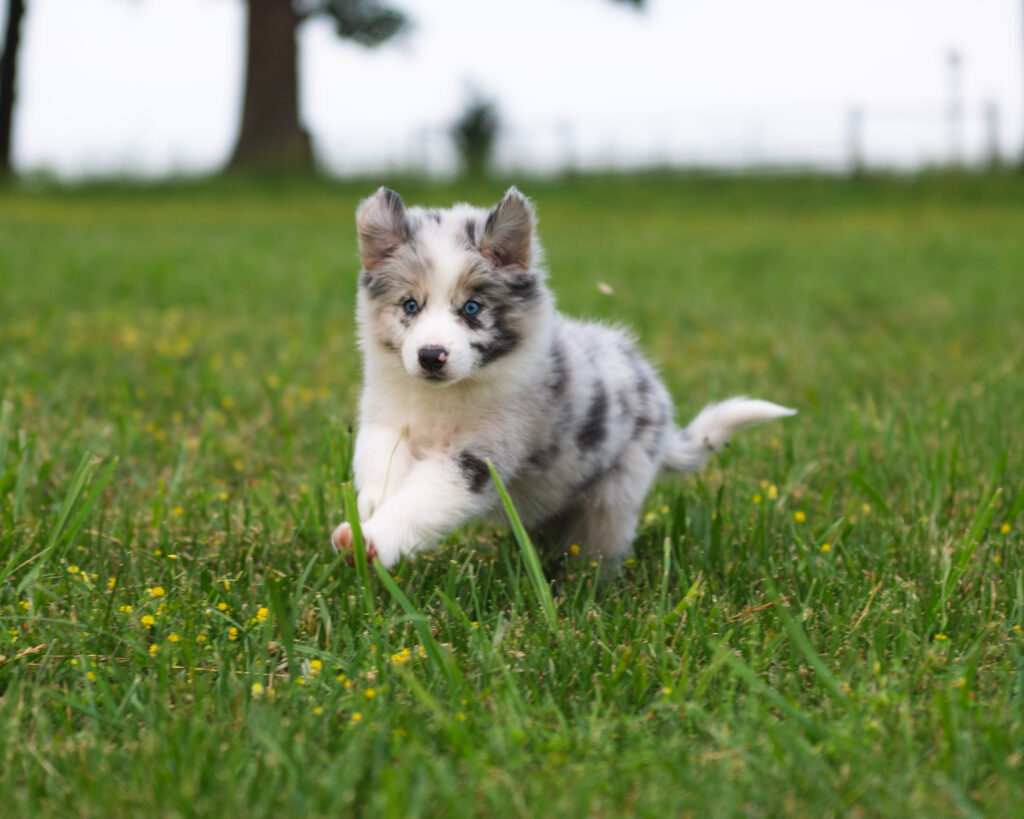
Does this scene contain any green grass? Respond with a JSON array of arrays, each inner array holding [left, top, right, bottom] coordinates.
[[1, 172, 1023, 817]]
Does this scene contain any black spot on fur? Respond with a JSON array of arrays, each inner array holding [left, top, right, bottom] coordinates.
[[458, 451, 490, 494], [464, 219, 477, 246], [470, 308, 520, 365], [527, 442, 561, 470], [360, 270, 391, 301], [545, 342, 569, 398], [502, 275, 541, 304], [577, 382, 609, 451]]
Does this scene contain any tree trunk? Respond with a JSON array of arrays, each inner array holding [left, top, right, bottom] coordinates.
[[229, 0, 313, 172], [0, 0, 26, 176]]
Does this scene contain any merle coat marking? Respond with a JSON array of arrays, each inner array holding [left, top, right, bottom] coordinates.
[[331, 187, 796, 568]]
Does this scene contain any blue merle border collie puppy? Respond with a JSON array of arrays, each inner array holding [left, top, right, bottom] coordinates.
[[331, 187, 796, 569]]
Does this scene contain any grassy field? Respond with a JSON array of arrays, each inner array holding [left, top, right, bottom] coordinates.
[[1, 172, 1023, 817]]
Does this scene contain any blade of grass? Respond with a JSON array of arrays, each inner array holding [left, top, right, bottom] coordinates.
[[487, 462, 559, 635], [340, 482, 374, 612], [373, 560, 463, 691]]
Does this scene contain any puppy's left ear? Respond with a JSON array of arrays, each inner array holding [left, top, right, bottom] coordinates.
[[480, 187, 534, 271], [356, 187, 410, 272]]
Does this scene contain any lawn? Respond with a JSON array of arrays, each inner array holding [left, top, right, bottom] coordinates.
[[0, 172, 1022, 817]]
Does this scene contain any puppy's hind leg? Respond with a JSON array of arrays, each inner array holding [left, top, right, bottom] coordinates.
[[559, 443, 662, 571]]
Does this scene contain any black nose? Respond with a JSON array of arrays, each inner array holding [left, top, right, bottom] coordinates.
[[418, 346, 448, 373]]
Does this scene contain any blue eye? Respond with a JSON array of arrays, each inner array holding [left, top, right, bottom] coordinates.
[[462, 300, 481, 316], [403, 299, 420, 315]]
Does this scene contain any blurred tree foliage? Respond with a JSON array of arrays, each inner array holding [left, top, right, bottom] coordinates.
[[451, 96, 499, 178]]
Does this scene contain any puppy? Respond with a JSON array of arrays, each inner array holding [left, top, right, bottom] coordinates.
[[331, 187, 795, 569]]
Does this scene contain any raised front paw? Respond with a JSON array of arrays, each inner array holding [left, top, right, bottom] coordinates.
[[330, 521, 378, 565]]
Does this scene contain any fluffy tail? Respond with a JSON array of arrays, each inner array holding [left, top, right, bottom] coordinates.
[[663, 397, 797, 473]]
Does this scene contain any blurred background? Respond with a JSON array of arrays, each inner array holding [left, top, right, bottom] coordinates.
[[1, 0, 1022, 180]]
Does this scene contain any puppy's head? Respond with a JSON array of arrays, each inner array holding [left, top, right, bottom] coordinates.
[[355, 186, 548, 385]]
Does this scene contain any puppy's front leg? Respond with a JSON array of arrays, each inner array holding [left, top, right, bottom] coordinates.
[[353, 423, 411, 521], [333, 451, 496, 568]]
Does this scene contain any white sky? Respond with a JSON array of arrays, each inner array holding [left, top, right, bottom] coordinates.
[[5, 0, 1023, 176]]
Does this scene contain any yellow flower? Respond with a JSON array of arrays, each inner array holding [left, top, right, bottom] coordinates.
[[222, 580, 230, 590], [172, 507, 183, 516], [18, 600, 29, 611], [167, 554, 178, 561], [861, 503, 872, 515], [569, 544, 580, 556], [364, 688, 377, 699], [1000, 523, 1012, 534], [752, 494, 762, 505], [67, 565, 80, 574], [794, 511, 806, 523], [310, 659, 322, 676], [992, 555, 1002, 565], [470, 621, 479, 629], [767, 484, 778, 501], [120, 605, 133, 613], [87, 671, 96, 681], [70, 659, 78, 666], [107, 577, 117, 590], [149, 586, 165, 597], [149, 644, 159, 655], [153, 549, 162, 557], [456, 712, 467, 722], [351, 712, 362, 722], [197, 634, 207, 643], [228, 627, 239, 641], [644, 512, 656, 523], [934, 633, 948, 641], [661, 686, 672, 695], [168, 633, 180, 643], [1013, 625, 1022, 635], [141, 615, 155, 626], [251, 682, 264, 698], [313, 706, 323, 715], [660, 505, 669, 515], [256, 607, 269, 622], [217, 602, 229, 611], [336, 672, 347, 683], [821, 543, 832, 553]]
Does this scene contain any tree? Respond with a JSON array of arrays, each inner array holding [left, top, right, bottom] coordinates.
[[229, 0, 406, 172], [230, 0, 645, 174], [0, 0, 26, 176]]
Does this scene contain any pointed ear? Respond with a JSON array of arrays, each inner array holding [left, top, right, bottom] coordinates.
[[356, 187, 410, 271], [480, 187, 534, 270]]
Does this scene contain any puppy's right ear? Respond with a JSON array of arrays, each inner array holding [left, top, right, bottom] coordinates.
[[356, 187, 410, 272]]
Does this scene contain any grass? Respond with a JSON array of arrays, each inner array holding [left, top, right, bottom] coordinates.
[[1, 171, 1023, 817]]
